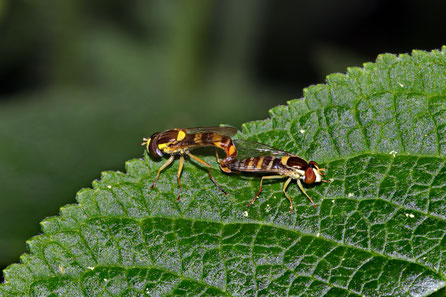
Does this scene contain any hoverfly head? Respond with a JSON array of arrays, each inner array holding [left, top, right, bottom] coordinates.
[[142, 132, 163, 158], [304, 161, 324, 184]]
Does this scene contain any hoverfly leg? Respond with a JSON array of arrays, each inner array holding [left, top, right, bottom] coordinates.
[[296, 179, 317, 208], [215, 149, 221, 163], [151, 155, 175, 189], [176, 154, 185, 200], [248, 175, 285, 207], [188, 152, 227, 195], [247, 177, 263, 207], [282, 177, 294, 212]]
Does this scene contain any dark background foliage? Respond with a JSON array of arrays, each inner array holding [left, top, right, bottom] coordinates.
[[0, 0, 445, 281]]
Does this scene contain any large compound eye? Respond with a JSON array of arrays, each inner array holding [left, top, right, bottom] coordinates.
[[304, 167, 316, 184], [148, 133, 163, 158]]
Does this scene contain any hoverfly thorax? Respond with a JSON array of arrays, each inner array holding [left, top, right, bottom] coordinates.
[[284, 156, 307, 168], [282, 156, 307, 179]]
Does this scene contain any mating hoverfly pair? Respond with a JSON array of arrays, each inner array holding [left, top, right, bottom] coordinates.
[[142, 126, 327, 212]]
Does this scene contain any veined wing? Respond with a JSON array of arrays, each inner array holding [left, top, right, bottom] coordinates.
[[233, 139, 293, 159], [184, 126, 238, 137]]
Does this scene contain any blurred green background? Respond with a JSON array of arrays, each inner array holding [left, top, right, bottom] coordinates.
[[0, 0, 445, 277]]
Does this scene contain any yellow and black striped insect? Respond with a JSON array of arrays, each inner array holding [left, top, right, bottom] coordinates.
[[219, 139, 327, 212], [142, 126, 238, 199]]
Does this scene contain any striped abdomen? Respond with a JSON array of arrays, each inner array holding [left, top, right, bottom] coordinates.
[[227, 156, 283, 173], [175, 132, 237, 160]]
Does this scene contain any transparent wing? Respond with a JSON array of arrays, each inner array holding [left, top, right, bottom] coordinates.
[[184, 126, 238, 137], [233, 139, 293, 159]]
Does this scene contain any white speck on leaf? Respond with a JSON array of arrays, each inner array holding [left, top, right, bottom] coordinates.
[[243, 211, 249, 217], [265, 204, 271, 212], [348, 193, 354, 197], [299, 129, 305, 134], [107, 185, 112, 189], [389, 150, 397, 157]]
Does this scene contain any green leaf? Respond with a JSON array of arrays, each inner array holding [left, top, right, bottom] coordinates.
[[2, 47, 446, 296]]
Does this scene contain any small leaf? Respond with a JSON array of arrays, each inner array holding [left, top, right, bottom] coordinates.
[[2, 48, 446, 296]]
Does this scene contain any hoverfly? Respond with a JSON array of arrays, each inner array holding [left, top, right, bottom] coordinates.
[[142, 126, 238, 199], [219, 139, 327, 212]]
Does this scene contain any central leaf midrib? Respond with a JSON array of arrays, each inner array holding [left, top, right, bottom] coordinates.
[[60, 215, 444, 279], [28, 264, 362, 297]]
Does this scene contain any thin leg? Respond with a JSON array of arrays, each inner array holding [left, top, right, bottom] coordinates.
[[151, 155, 175, 189], [176, 154, 185, 200], [296, 179, 317, 208], [215, 149, 220, 163], [282, 178, 293, 212], [188, 152, 227, 195], [247, 175, 285, 207]]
